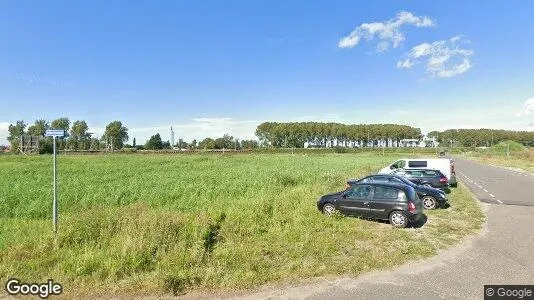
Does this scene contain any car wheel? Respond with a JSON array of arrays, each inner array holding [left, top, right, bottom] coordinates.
[[422, 196, 437, 210], [322, 203, 336, 216], [422, 183, 432, 188], [389, 211, 408, 228]]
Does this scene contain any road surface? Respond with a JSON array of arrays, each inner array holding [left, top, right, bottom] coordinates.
[[185, 157, 534, 300]]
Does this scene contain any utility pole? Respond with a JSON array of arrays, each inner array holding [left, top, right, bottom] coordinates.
[[171, 126, 175, 148]]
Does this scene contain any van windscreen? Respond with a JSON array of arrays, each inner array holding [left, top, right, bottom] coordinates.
[[408, 161, 427, 168]]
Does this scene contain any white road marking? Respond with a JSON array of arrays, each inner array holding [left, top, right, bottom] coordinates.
[[483, 189, 488, 192], [496, 199, 503, 204], [489, 193, 495, 197]]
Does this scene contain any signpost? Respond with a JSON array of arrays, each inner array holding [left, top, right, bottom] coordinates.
[[45, 129, 65, 234]]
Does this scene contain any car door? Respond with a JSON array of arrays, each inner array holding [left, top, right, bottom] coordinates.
[[338, 185, 373, 217], [368, 185, 399, 220]]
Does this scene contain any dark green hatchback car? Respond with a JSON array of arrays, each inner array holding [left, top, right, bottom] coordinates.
[[317, 182, 424, 228]]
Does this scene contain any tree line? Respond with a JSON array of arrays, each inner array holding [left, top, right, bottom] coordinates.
[[427, 129, 534, 147], [6, 119, 532, 153], [6, 118, 129, 153], [254, 122, 423, 148], [5, 118, 260, 153], [143, 133, 259, 150]]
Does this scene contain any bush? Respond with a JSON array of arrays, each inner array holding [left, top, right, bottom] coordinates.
[[120, 148, 138, 153], [490, 140, 527, 153], [333, 146, 348, 153]]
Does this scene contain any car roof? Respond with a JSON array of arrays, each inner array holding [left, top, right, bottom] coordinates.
[[398, 158, 450, 161], [348, 174, 407, 182], [348, 181, 413, 191], [398, 168, 442, 172]]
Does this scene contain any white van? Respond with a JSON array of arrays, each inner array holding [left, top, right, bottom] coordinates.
[[378, 158, 457, 187]]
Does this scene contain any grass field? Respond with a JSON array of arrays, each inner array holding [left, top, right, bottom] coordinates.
[[0, 153, 484, 297]]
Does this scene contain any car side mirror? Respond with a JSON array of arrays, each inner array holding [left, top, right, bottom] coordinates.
[[390, 165, 396, 170], [341, 192, 347, 198]]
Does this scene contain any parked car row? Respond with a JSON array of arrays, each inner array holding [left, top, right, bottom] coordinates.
[[317, 158, 457, 228]]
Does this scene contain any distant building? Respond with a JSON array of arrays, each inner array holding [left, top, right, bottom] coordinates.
[[399, 138, 421, 147]]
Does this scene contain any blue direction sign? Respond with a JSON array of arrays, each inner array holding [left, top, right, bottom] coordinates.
[[45, 129, 65, 137]]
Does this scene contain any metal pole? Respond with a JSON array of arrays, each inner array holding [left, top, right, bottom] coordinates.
[[53, 136, 58, 234]]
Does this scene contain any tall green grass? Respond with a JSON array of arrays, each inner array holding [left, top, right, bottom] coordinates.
[[0, 154, 483, 297]]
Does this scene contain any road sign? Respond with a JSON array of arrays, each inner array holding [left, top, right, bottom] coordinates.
[[44, 129, 65, 235], [45, 130, 65, 137]]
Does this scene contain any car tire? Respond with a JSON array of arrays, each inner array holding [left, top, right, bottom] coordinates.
[[422, 196, 437, 210], [322, 203, 336, 216], [389, 211, 409, 228]]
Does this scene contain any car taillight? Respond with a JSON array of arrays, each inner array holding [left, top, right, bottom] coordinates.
[[439, 177, 447, 183], [408, 201, 416, 213]]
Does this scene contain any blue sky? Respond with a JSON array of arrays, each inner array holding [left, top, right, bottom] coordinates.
[[1, 0, 533, 145]]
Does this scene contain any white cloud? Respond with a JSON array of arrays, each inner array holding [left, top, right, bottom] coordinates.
[[338, 11, 435, 52], [525, 98, 534, 115], [0, 122, 10, 146], [396, 59, 414, 69], [397, 36, 474, 77]]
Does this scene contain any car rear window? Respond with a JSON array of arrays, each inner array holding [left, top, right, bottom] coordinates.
[[408, 161, 427, 168], [374, 186, 398, 200]]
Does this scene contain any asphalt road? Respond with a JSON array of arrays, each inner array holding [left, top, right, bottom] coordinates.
[[185, 157, 534, 300], [454, 158, 534, 206]]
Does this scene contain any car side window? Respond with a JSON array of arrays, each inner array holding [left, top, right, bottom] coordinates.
[[409, 170, 424, 177], [374, 186, 399, 200], [408, 161, 427, 168], [391, 160, 406, 169], [424, 170, 437, 176], [346, 185, 373, 199], [394, 170, 406, 175]]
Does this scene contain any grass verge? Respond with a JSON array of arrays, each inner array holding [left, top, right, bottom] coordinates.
[[460, 148, 534, 173]]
